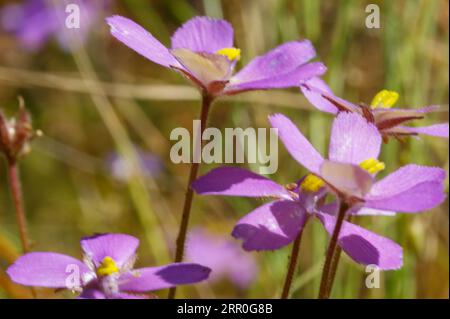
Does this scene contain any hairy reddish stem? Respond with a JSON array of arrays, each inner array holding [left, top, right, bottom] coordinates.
[[281, 229, 305, 299], [318, 201, 349, 299], [168, 93, 213, 299], [7, 162, 31, 253]]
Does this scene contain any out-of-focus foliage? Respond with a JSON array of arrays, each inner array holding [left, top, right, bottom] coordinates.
[[0, 0, 448, 298]]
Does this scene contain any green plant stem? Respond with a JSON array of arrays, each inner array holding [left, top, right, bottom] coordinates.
[[168, 92, 213, 299], [318, 201, 349, 299]]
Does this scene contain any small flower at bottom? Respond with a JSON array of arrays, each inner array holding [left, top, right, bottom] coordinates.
[[6, 233, 211, 299]]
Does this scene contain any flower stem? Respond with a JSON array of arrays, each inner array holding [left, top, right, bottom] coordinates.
[[281, 229, 304, 299], [168, 93, 213, 299], [326, 214, 354, 297], [318, 201, 349, 299], [7, 161, 31, 253]]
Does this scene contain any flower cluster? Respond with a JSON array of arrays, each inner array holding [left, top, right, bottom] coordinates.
[[3, 14, 448, 299]]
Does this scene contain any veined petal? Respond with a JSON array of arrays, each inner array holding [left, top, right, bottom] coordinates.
[[192, 167, 291, 199], [171, 16, 233, 53], [232, 41, 316, 84], [315, 212, 403, 270], [119, 263, 211, 292], [7, 252, 89, 288], [299, 77, 338, 114], [320, 161, 374, 198], [106, 15, 181, 68], [227, 62, 326, 93], [269, 113, 324, 174], [350, 207, 396, 216], [329, 112, 382, 165], [365, 165, 446, 213], [81, 233, 139, 268], [232, 200, 308, 251]]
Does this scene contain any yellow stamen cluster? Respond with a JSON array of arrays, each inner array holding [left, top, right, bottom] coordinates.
[[215, 47, 241, 61], [359, 158, 385, 174], [370, 90, 399, 109], [300, 158, 385, 193], [300, 174, 325, 193], [96, 256, 119, 277]]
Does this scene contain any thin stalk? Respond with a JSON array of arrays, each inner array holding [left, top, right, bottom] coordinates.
[[326, 214, 354, 297], [7, 162, 30, 253], [318, 201, 349, 299], [168, 93, 213, 299], [7, 161, 37, 298], [281, 228, 305, 299]]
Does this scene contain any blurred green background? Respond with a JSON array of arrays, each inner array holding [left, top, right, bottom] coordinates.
[[0, 0, 448, 298]]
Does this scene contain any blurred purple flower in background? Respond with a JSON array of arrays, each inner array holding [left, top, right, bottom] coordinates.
[[7, 233, 210, 299], [107, 149, 163, 182], [106, 16, 326, 97], [300, 77, 449, 139], [0, 0, 108, 51], [192, 112, 447, 270], [186, 228, 257, 289]]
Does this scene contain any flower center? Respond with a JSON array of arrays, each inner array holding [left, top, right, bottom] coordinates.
[[215, 47, 241, 61], [96, 256, 119, 277], [300, 158, 385, 192], [370, 89, 399, 109]]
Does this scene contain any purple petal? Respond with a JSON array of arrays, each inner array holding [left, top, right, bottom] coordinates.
[[231, 40, 316, 83], [315, 213, 403, 270], [192, 167, 291, 199], [7, 252, 89, 288], [186, 228, 257, 288], [106, 15, 181, 68], [269, 113, 324, 174], [320, 161, 374, 198], [365, 165, 446, 213], [227, 62, 327, 93], [119, 263, 211, 292], [399, 123, 449, 138], [300, 77, 339, 114], [80, 233, 139, 268], [171, 16, 233, 53], [232, 200, 308, 251], [329, 112, 382, 165], [78, 289, 106, 299]]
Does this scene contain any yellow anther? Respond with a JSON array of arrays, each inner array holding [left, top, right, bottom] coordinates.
[[215, 47, 241, 61], [300, 174, 325, 193], [359, 158, 386, 175], [96, 256, 119, 277], [370, 90, 399, 109]]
